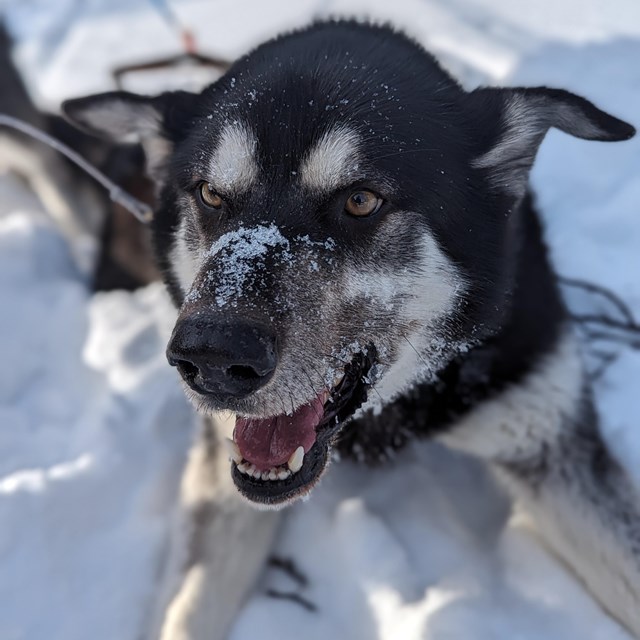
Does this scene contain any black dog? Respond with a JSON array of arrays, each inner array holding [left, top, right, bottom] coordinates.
[[64, 20, 639, 639]]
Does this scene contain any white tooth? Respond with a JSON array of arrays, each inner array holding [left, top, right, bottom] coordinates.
[[268, 470, 278, 481], [246, 464, 257, 477], [278, 469, 290, 480], [262, 471, 271, 480], [238, 462, 249, 475], [223, 438, 242, 464], [288, 446, 305, 473]]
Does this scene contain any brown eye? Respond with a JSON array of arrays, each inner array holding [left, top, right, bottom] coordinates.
[[344, 190, 383, 217], [199, 183, 223, 209]]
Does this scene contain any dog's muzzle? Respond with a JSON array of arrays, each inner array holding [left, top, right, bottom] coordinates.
[[166, 316, 278, 400]]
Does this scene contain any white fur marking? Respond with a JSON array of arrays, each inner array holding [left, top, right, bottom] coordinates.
[[171, 218, 200, 294], [345, 223, 466, 406], [439, 330, 583, 460], [300, 126, 362, 192], [472, 94, 603, 196], [76, 101, 162, 142], [473, 96, 539, 168], [209, 122, 258, 193]]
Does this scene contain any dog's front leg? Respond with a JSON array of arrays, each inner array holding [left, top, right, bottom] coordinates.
[[439, 331, 640, 636], [148, 413, 281, 640]]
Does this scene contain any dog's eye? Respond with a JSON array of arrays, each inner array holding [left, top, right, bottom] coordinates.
[[198, 183, 223, 209], [344, 190, 383, 217]]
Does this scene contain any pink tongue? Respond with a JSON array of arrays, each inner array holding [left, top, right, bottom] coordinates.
[[234, 394, 325, 471]]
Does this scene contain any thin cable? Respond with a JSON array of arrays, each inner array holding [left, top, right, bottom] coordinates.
[[0, 113, 153, 223]]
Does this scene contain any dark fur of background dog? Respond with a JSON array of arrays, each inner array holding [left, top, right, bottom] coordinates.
[[0, 22, 158, 290]]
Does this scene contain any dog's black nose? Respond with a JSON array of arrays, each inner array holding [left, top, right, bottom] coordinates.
[[166, 318, 278, 400]]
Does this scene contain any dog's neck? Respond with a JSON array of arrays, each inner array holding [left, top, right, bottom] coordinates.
[[337, 192, 568, 463]]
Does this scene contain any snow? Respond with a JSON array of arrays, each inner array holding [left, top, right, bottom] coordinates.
[[1, 1, 639, 639], [231, 451, 632, 640], [187, 225, 339, 308], [0, 176, 194, 640], [200, 223, 291, 308]]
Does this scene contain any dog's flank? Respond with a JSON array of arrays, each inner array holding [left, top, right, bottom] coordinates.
[[63, 19, 638, 639]]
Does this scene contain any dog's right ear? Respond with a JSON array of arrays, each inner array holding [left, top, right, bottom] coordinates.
[[62, 90, 197, 180]]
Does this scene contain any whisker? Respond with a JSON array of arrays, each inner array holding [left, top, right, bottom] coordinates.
[[298, 365, 324, 420], [279, 378, 299, 416], [273, 388, 289, 415], [402, 334, 431, 371], [367, 146, 439, 162], [367, 381, 384, 404]]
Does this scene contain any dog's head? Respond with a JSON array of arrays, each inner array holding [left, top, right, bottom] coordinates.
[[64, 21, 634, 507]]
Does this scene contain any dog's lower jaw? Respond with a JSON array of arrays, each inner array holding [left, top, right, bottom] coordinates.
[[230, 441, 330, 508]]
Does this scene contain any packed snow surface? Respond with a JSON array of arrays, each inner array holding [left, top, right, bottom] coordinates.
[[1, 1, 639, 639]]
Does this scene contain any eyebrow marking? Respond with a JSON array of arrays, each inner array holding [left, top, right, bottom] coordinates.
[[300, 126, 362, 192], [209, 122, 259, 193]]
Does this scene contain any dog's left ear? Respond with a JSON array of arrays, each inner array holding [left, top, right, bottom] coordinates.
[[62, 90, 198, 180], [468, 87, 635, 197]]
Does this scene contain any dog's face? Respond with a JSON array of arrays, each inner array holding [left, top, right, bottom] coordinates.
[[64, 21, 634, 507]]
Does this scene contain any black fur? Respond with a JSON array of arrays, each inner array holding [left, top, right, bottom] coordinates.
[[60, 22, 640, 634], [62, 19, 635, 495]]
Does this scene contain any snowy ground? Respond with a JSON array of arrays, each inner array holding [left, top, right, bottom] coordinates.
[[1, 1, 639, 639]]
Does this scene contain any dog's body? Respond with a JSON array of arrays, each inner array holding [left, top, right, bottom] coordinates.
[[63, 21, 639, 638]]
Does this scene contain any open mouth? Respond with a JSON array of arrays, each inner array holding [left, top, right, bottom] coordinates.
[[226, 346, 377, 506]]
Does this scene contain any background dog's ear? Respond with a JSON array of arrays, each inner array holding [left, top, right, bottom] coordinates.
[[62, 90, 197, 180], [468, 87, 635, 197]]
